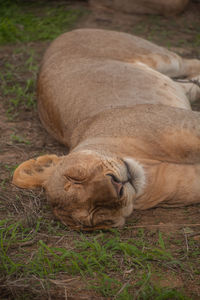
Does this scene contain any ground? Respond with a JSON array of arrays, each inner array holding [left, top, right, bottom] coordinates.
[[0, 1, 200, 299]]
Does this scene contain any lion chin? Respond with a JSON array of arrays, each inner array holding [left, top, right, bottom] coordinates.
[[13, 151, 146, 230]]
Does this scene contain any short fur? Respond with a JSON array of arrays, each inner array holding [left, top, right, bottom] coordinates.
[[13, 29, 200, 230]]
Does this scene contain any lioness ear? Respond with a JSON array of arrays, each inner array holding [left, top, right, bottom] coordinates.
[[12, 154, 61, 189]]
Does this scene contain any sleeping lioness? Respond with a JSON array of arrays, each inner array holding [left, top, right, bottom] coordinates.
[[13, 29, 200, 230]]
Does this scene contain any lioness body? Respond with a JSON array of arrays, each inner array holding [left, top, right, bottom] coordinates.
[[38, 29, 193, 147], [13, 29, 200, 229]]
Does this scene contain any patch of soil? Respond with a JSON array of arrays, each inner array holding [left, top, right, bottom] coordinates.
[[78, 0, 200, 56]]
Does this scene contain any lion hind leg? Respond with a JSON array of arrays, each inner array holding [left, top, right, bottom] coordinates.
[[176, 75, 200, 103], [181, 58, 200, 78], [132, 53, 200, 79]]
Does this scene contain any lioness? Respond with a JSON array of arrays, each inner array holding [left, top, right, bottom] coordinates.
[[13, 29, 200, 230]]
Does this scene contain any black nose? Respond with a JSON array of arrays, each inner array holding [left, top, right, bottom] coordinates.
[[107, 174, 124, 198]]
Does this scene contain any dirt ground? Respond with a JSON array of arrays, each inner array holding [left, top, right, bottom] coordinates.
[[0, 1, 200, 299]]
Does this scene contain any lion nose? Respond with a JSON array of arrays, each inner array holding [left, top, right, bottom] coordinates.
[[109, 175, 124, 198]]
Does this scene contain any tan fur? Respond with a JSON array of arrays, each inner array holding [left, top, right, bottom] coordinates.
[[13, 29, 200, 230]]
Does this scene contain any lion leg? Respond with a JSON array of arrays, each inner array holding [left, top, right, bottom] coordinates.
[[134, 162, 200, 209], [136, 53, 200, 78], [176, 75, 200, 103], [178, 58, 200, 78], [158, 163, 200, 207]]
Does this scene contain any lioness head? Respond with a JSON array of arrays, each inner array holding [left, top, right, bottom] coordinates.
[[13, 151, 145, 230]]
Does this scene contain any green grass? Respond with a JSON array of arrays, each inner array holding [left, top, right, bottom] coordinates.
[[194, 33, 200, 47], [0, 219, 40, 275], [10, 133, 31, 145], [131, 15, 200, 50], [0, 0, 83, 44], [0, 49, 38, 119], [0, 220, 196, 299], [133, 279, 191, 300], [0, 0, 83, 119]]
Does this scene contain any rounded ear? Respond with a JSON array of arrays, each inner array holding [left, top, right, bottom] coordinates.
[[12, 154, 62, 189]]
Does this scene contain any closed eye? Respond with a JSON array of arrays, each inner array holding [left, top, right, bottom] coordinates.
[[64, 175, 85, 184]]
